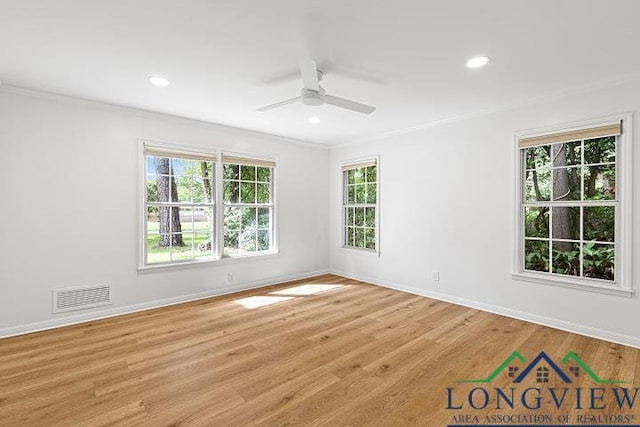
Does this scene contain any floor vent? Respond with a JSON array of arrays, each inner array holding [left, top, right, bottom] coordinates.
[[53, 284, 111, 313]]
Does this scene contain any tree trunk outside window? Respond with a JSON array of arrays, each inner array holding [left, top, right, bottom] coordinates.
[[155, 158, 184, 247], [551, 145, 573, 251]]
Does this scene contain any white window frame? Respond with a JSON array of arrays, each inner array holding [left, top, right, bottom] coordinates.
[[221, 153, 277, 258], [341, 156, 380, 254], [138, 140, 278, 270], [512, 114, 633, 296]]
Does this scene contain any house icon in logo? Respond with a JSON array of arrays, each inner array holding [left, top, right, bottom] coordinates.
[[457, 350, 626, 384], [513, 351, 571, 383]]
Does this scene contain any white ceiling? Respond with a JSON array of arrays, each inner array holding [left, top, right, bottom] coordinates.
[[2, 0, 640, 146]]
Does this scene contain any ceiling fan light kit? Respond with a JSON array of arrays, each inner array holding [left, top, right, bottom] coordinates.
[[257, 59, 376, 115]]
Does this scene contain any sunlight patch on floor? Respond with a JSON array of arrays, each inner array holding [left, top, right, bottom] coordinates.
[[270, 284, 346, 296], [235, 296, 296, 309]]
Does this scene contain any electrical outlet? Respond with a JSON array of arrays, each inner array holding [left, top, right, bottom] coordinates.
[[432, 271, 440, 282], [228, 272, 235, 282]]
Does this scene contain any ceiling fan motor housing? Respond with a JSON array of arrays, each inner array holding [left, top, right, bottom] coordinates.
[[301, 87, 325, 106]]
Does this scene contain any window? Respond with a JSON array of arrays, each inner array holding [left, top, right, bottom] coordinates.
[[222, 155, 275, 256], [514, 115, 632, 295], [144, 146, 216, 265], [342, 158, 378, 251], [536, 367, 549, 383], [141, 142, 276, 267]]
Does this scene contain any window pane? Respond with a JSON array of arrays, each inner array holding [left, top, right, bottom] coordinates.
[[551, 206, 579, 240], [240, 229, 257, 252], [258, 207, 270, 228], [178, 208, 195, 233], [174, 176, 192, 203], [347, 185, 356, 204], [366, 166, 377, 183], [366, 183, 377, 204], [365, 229, 376, 250], [224, 206, 240, 256], [256, 183, 270, 203], [200, 161, 215, 179], [354, 168, 365, 184], [583, 206, 615, 242], [172, 233, 195, 260], [224, 206, 241, 232], [583, 165, 615, 200], [347, 169, 355, 185], [192, 178, 204, 203], [193, 173, 214, 203], [584, 136, 615, 165], [224, 180, 240, 203], [552, 141, 581, 167], [147, 235, 171, 264], [147, 207, 159, 234], [525, 146, 550, 170], [241, 207, 257, 229], [552, 241, 580, 276], [154, 174, 176, 202], [146, 156, 156, 178], [146, 177, 158, 202], [171, 158, 190, 176], [354, 228, 365, 248], [154, 207, 183, 234], [346, 207, 354, 226], [240, 182, 256, 203], [240, 165, 256, 181], [583, 242, 614, 281], [355, 184, 366, 204], [257, 166, 271, 182], [524, 167, 550, 201], [355, 207, 365, 227], [524, 207, 549, 238], [524, 240, 549, 273], [223, 164, 239, 180], [552, 167, 581, 201], [258, 230, 270, 251], [365, 208, 375, 228], [224, 232, 239, 256], [345, 227, 354, 247], [152, 157, 171, 174], [194, 208, 213, 257]]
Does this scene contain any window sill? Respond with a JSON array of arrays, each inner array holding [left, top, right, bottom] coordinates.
[[138, 251, 279, 272], [512, 272, 634, 297], [338, 246, 380, 257]]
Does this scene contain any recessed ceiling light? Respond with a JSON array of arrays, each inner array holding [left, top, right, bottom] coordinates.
[[466, 56, 490, 69], [148, 75, 170, 87], [308, 116, 320, 124]]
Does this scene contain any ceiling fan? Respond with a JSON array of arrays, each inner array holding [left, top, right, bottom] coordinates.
[[257, 59, 376, 115]]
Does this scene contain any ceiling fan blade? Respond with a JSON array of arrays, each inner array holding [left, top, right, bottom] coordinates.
[[256, 96, 301, 112], [299, 58, 319, 91], [324, 95, 376, 114]]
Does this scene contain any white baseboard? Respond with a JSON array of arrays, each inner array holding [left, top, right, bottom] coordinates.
[[331, 269, 640, 350], [0, 269, 330, 339]]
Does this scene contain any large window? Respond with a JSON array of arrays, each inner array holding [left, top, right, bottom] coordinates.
[[515, 116, 632, 294], [141, 142, 276, 267], [144, 146, 215, 265], [223, 155, 275, 256], [342, 158, 378, 251]]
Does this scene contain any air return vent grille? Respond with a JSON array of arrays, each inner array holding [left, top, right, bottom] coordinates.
[[53, 284, 111, 313]]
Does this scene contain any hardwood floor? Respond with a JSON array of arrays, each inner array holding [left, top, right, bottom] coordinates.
[[1, 274, 638, 426]]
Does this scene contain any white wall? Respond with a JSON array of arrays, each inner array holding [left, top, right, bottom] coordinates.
[[330, 77, 640, 347], [3, 77, 639, 346], [0, 87, 329, 335]]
